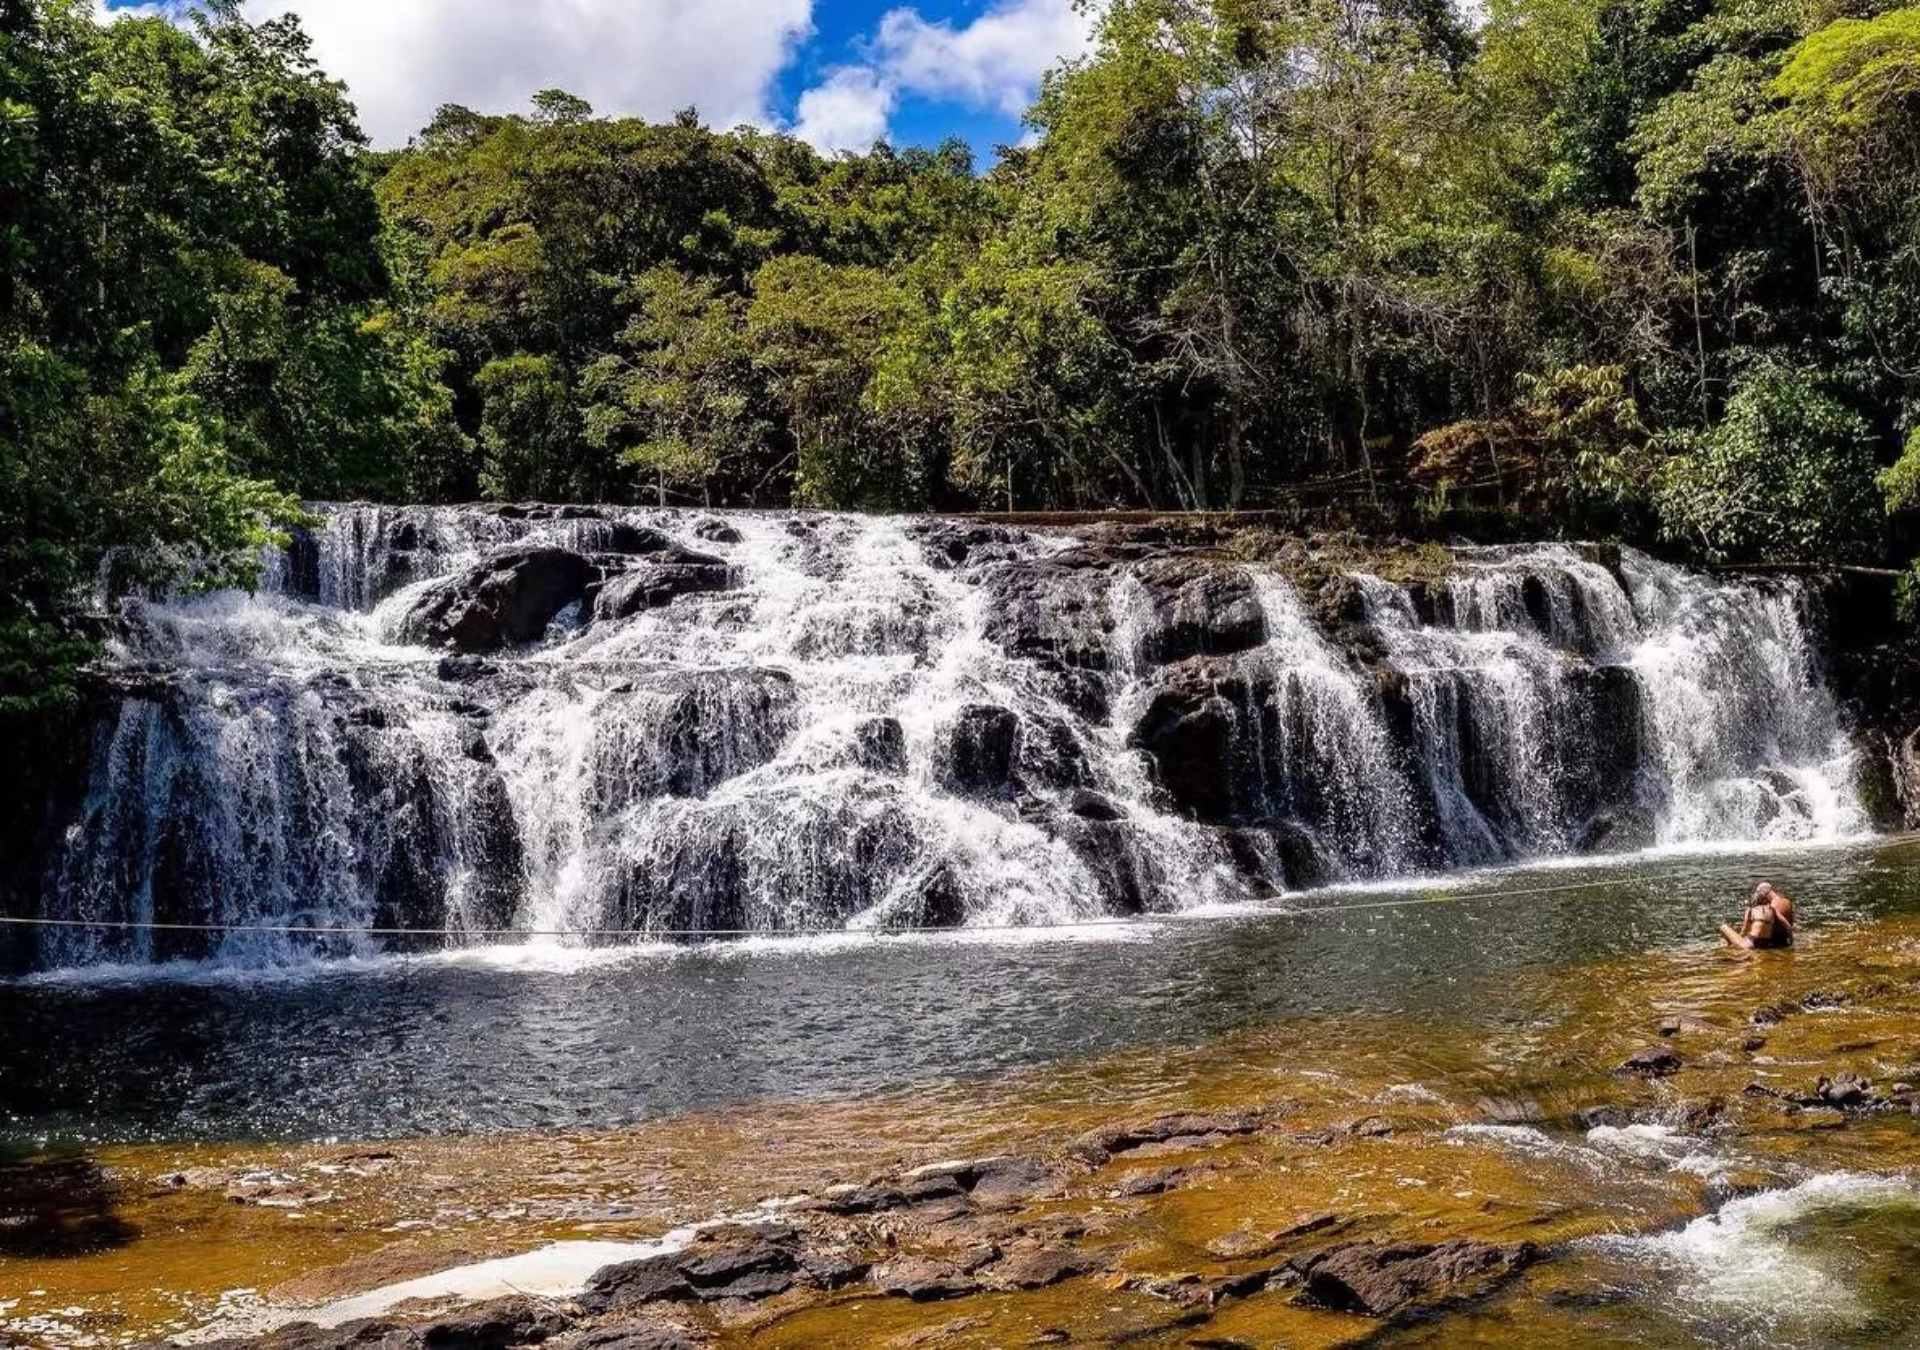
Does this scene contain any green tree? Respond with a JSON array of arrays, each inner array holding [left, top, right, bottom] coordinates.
[[581, 267, 771, 504]]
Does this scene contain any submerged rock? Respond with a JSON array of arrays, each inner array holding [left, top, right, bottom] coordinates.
[[1615, 1047, 1683, 1078]]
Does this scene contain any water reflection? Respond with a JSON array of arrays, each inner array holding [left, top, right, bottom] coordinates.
[[4, 840, 1916, 1146]]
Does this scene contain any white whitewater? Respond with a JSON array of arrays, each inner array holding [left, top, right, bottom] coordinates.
[[38, 513, 1868, 967]]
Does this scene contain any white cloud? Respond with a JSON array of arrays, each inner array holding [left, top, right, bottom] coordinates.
[[239, 0, 815, 147], [792, 65, 896, 154], [791, 0, 1095, 153], [875, 0, 1092, 117]]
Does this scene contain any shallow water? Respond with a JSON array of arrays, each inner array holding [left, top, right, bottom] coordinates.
[[4, 837, 1915, 1147]]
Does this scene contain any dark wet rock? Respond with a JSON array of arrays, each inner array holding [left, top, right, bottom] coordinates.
[[580, 1257, 695, 1312], [808, 1182, 907, 1216], [890, 1155, 1055, 1210], [1809, 1071, 1899, 1112], [1131, 558, 1267, 666], [1740, 1033, 1769, 1053], [553, 1323, 703, 1350], [691, 518, 743, 545], [1615, 1047, 1682, 1078], [1114, 1165, 1205, 1198], [1573, 804, 1656, 855], [591, 549, 734, 621], [798, 1249, 872, 1290], [1061, 788, 1125, 822], [673, 1223, 798, 1299], [1287, 1239, 1538, 1318], [935, 705, 1020, 798], [900, 1167, 968, 1201], [984, 1246, 1093, 1291], [1752, 1004, 1790, 1027], [977, 552, 1115, 706], [580, 1224, 801, 1311], [1128, 662, 1246, 822], [395, 547, 592, 652], [911, 520, 1028, 571], [1011, 713, 1091, 792], [1801, 990, 1850, 1011], [199, 1300, 570, 1350], [870, 1256, 981, 1302], [1071, 1109, 1271, 1164], [417, 1301, 573, 1350], [851, 717, 908, 775], [591, 524, 675, 556]]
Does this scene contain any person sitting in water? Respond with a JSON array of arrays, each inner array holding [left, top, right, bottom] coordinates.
[[1720, 882, 1796, 950]]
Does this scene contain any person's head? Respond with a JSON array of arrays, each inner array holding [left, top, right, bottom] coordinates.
[[1753, 883, 1775, 904]]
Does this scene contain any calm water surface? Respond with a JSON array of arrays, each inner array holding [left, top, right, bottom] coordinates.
[[5, 839, 1918, 1146]]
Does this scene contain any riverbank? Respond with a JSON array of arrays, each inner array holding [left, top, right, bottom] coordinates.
[[8, 884, 1920, 1348]]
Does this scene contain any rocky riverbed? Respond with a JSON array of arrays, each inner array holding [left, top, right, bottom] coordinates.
[[8, 901, 1920, 1349]]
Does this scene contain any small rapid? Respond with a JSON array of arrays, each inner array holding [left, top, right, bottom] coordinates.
[[27, 511, 1869, 970]]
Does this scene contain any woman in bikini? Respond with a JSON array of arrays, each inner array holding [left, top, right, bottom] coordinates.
[[1720, 882, 1796, 950]]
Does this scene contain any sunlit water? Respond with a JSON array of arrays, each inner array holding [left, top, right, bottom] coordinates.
[[6, 837, 1916, 1147]]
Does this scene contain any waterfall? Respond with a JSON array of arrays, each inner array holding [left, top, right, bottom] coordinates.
[[30, 512, 1868, 968]]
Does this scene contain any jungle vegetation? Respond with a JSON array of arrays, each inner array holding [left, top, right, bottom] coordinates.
[[8, 0, 1920, 705]]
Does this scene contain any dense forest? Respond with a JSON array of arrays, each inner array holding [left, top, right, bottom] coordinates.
[[7, 0, 1920, 708]]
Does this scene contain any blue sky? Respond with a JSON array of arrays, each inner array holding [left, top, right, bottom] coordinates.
[[102, 0, 1093, 160]]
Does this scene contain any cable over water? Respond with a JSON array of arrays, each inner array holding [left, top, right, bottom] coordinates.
[[11, 837, 1912, 943]]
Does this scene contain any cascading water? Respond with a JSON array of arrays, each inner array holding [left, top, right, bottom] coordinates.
[[31, 512, 1869, 969]]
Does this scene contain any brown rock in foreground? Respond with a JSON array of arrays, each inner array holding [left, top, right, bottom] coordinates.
[[1287, 1238, 1539, 1317]]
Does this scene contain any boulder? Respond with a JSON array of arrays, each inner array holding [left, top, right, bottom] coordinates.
[[977, 551, 1117, 695], [579, 1224, 801, 1312], [852, 717, 908, 775], [1129, 664, 1245, 821], [984, 1246, 1093, 1291], [193, 1300, 569, 1350], [691, 518, 743, 545], [870, 1257, 981, 1302], [579, 1258, 694, 1312], [594, 524, 676, 556], [393, 547, 592, 652], [936, 705, 1020, 798], [911, 520, 1028, 571], [1131, 557, 1266, 665], [1287, 1239, 1538, 1318], [592, 549, 734, 621], [1615, 1047, 1682, 1077]]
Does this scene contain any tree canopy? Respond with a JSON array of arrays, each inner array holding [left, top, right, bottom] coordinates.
[[12, 0, 1920, 706]]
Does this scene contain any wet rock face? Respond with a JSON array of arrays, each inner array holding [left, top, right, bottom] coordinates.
[[394, 547, 592, 652], [937, 705, 1022, 798], [590, 549, 734, 622], [1130, 557, 1267, 666], [977, 551, 1118, 716], [1129, 661, 1246, 822]]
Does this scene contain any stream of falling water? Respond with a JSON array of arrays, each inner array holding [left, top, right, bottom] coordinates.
[[32, 513, 1868, 970]]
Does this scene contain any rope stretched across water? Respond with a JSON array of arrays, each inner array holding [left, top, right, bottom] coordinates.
[[3, 836, 1913, 942]]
